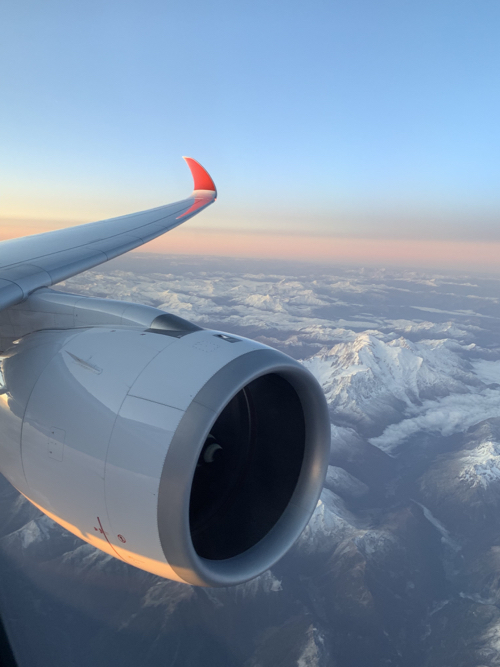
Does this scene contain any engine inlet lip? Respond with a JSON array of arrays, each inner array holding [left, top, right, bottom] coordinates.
[[157, 347, 330, 587]]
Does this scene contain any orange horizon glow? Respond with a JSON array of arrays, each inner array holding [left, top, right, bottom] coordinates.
[[1, 219, 500, 273], [145, 229, 500, 270]]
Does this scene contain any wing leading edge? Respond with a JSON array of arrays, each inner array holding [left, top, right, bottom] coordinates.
[[0, 157, 216, 312]]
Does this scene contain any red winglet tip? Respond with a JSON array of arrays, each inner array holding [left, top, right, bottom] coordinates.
[[183, 156, 217, 194]]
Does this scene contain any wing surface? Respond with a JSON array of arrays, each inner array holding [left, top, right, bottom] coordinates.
[[0, 157, 216, 311]]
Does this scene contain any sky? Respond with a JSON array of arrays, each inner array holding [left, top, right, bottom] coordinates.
[[1, 0, 500, 270]]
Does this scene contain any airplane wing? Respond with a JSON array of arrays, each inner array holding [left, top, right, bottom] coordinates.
[[0, 157, 216, 312]]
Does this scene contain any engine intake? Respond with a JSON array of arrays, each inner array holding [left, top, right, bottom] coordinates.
[[190, 374, 305, 560], [159, 347, 329, 586]]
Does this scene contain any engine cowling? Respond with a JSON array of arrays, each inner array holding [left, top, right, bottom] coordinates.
[[0, 323, 330, 586]]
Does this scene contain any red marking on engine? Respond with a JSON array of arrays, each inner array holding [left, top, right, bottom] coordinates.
[[96, 517, 123, 559], [118, 534, 126, 543]]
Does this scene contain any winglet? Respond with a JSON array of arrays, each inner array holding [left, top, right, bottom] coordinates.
[[183, 157, 217, 195]]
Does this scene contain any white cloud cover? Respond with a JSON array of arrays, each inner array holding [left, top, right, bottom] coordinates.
[[60, 263, 493, 359], [59, 259, 500, 454]]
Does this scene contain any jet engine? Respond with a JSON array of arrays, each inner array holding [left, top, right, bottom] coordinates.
[[0, 316, 330, 586]]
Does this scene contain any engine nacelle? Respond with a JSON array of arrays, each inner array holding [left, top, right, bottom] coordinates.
[[0, 323, 330, 586]]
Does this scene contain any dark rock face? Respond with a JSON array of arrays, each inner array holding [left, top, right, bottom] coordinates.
[[421, 599, 500, 667], [3, 260, 500, 666], [419, 419, 500, 538], [244, 617, 333, 667]]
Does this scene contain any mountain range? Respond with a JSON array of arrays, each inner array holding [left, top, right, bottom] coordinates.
[[2, 255, 500, 666]]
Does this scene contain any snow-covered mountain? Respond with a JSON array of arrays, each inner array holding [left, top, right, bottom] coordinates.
[[304, 333, 481, 435], [418, 419, 500, 536]]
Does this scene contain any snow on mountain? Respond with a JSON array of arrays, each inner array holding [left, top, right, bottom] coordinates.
[[226, 570, 283, 600], [353, 529, 399, 559], [412, 503, 460, 552], [259, 327, 358, 356], [303, 332, 480, 434], [296, 625, 327, 667], [381, 319, 478, 340], [324, 466, 369, 501], [288, 291, 331, 308], [472, 359, 500, 385], [0, 512, 80, 564], [457, 439, 500, 489], [58, 265, 494, 377], [15, 515, 52, 549], [296, 489, 362, 555], [418, 420, 500, 534], [371, 387, 500, 453], [59, 542, 113, 572], [140, 579, 195, 616], [301, 328, 500, 454], [240, 294, 287, 313], [157, 291, 226, 318]]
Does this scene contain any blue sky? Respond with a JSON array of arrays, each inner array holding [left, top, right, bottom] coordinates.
[[1, 0, 500, 252]]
